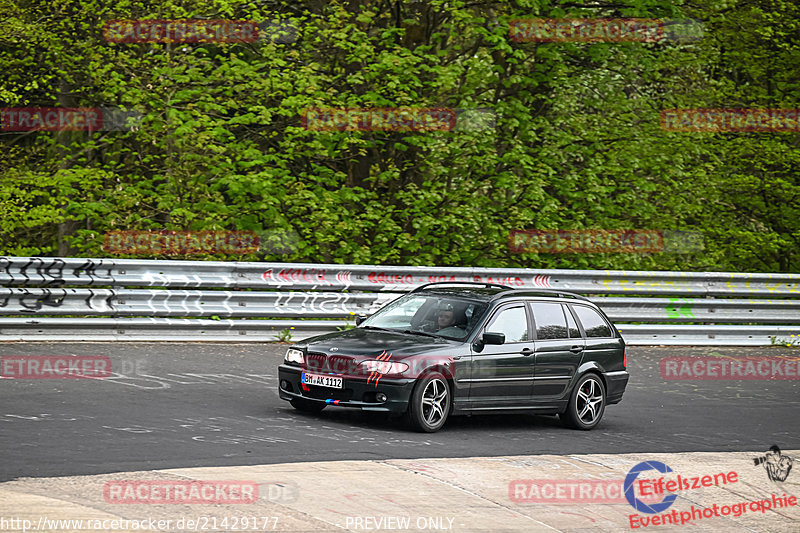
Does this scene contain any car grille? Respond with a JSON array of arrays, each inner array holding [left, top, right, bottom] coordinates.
[[305, 352, 327, 373], [305, 352, 358, 375], [328, 355, 356, 374]]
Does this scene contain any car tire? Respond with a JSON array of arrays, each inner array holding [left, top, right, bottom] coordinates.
[[406, 372, 450, 433], [562, 373, 605, 430], [290, 398, 326, 413]]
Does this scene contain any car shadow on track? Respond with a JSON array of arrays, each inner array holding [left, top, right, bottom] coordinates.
[[278, 406, 578, 433]]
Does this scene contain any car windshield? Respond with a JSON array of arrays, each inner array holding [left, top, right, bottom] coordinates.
[[361, 294, 489, 340]]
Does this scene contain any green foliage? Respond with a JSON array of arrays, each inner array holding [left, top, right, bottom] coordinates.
[[769, 335, 800, 348], [275, 328, 293, 342], [0, 0, 798, 272]]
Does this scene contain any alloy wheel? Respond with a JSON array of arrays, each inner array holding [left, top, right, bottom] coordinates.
[[575, 377, 604, 425], [420, 378, 448, 427]]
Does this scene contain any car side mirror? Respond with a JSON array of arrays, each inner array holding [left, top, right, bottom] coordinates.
[[355, 315, 368, 326], [482, 332, 505, 345]]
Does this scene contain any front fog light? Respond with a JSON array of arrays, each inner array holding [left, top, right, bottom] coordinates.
[[376, 393, 387, 403], [285, 348, 304, 364]]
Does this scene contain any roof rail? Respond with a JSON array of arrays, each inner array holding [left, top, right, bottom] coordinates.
[[491, 288, 591, 301], [410, 281, 512, 293]]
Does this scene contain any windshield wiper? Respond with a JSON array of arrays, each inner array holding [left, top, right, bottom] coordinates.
[[361, 325, 397, 333], [401, 329, 440, 339], [361, 326, 440, 339]]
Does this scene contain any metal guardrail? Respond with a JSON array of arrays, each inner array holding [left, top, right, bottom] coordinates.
[[596, 297, 800, 324], [615, 325, 800, 347], [1, 256, 799, 345], [0, 317, 346, 342], [3, 257, 800, 295], [0, 288, 399, 317]]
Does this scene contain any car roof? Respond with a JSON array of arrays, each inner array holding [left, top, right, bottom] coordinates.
[[410, 286, 505, 301], [410, 282, 593, 304]]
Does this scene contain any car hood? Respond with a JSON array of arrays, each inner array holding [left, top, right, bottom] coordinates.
[[295, 327, 462, 359]]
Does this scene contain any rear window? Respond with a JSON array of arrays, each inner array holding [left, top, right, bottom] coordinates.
[[572, 305, 613, 338], [530, 302, 569, 340]]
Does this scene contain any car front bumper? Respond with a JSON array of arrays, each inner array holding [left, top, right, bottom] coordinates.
[[278, 364, 416, 413]]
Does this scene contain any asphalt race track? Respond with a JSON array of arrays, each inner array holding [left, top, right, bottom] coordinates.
[[1, 343, 798, 483]]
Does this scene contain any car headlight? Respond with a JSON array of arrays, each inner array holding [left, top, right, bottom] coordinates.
[[285, 348, 304, 364], [359, 360, 409, 374]]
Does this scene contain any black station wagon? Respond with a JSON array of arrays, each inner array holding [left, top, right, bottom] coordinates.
[[278, 282, 629, 432]]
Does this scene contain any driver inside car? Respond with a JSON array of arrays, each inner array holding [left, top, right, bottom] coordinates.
[[431, 303, 468, 338], [437, 306, 456, 329]]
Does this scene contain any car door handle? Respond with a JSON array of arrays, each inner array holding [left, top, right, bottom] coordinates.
[[520, 348, 533, 356], [570, 345, 584, 353]]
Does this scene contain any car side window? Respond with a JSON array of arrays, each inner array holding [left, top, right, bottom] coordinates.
[[564, 305, 581, 338], [484, 306, 528, 342], [573, 305, 613, 338], [531, 302, 569, 340]]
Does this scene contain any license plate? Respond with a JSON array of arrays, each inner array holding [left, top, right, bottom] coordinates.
[[302, 373, 343, 389]]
